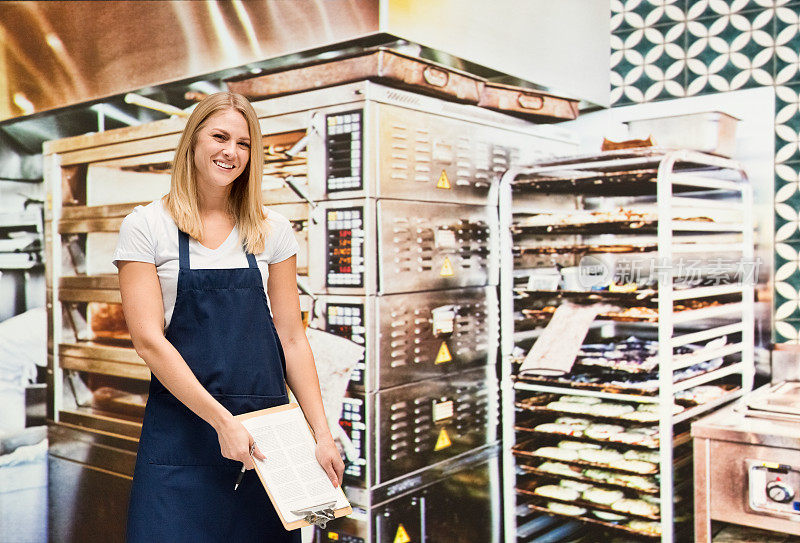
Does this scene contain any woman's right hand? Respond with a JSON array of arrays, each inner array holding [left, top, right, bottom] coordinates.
[[214, 416, 265, 469]]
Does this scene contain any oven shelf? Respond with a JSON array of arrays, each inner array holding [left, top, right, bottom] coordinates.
[[59, 342, 149, 380], [516, 486, 660, 521], [517, 463, 660, 494], [513, 425, 691, 451], [673, 389, 744, 425], [520, 502, 662, 539], [58, 407, 143, 439]]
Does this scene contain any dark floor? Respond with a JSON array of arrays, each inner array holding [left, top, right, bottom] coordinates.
[[713, 525, 800, 542]]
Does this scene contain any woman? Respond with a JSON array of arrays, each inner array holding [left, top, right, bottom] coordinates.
[[113, 92, 343, 542]]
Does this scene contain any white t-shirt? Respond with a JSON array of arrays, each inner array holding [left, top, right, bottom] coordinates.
[[112, 199, 298, 328]]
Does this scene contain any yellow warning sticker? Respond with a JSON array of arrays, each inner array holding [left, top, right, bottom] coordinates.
[[435, 342, 452, 364], [434, 427, 452, 451], [328, 533, 339, 541], [394, 524, 411, 543], [436, 170, 451, 189], [440, 256, 454, 276]]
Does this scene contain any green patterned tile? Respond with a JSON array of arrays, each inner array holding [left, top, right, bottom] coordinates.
[[634, 0, 687, 26], [686, 10, 776, 94], [775, 106, 800, 163], [632, 25, 688, 100], [775, 240, 800, 322], [778, 105, 800, 131], [774, 7, 800, 83], [775, 240, 800, 276], [613, 1, 688, 34], [612, 0, 646, 33], [776, 82, 800, 109], [775, 143, 800, 165], [611, 30, 643, 105], [775, 160, 800, 200], [776, 159, 800, 176], [686, 0, 763, 20], [775, 203, 800, 241], [775, 319, 800, 342]]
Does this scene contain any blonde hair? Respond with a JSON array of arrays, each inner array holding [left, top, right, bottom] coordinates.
[[164, 92, 267, 254]]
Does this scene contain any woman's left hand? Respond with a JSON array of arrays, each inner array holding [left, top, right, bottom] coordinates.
[[315, 434, 345, 488]]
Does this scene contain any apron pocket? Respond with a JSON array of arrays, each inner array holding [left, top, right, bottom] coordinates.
[[144, 392, 288, 466]]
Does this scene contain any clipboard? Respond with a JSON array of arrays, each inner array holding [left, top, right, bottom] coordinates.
[[236, 403, 352, 530]]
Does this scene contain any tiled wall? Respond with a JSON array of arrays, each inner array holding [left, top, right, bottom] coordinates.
[[611, 0, 800, 342]]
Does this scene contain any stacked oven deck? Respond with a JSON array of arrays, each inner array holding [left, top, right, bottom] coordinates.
[[256, 83, 574, 543], [499, 150, 755, 542], [43, 81, 574, 542]]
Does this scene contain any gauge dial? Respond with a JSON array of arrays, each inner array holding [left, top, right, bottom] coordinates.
[[766, 481, 795, 503]]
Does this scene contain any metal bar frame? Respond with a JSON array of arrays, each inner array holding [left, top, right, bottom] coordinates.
[[499, 150, 755, 543]]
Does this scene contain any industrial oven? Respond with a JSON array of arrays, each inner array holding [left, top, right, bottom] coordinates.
[[338, 365, 499, 489], [44, 81, 574, 541], [271, 198, 497, 296], [318, 445, 503, 543], [312, 288, 498, 392]]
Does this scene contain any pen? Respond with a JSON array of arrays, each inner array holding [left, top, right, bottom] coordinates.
[[234, 443, 256, 491]]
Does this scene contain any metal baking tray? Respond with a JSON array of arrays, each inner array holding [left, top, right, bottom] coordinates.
[[745, 381, 800, 417], [513, 395, 673, 426], [511, 439, 659, 475], [511, 149, 731, 195], [515, 371, 741, 403], [517, 463, 660, 494], [516, 481, 661, 520], [521, 502, 662, 539], [513, 423, 674, 451], [514, 244, 657, 256], [627, 112, 739, 158], [478, 81, 578, 123], [226, 47, 484, 104]]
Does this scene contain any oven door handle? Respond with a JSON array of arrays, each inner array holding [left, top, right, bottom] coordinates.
[[282, 112, 321, 220], [284, 111, 321, 158], [282, 175, 318, 223]]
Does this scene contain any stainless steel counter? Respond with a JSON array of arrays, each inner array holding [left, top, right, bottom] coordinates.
[[692, 397, 800, 450], [692, 388, 800, 542]]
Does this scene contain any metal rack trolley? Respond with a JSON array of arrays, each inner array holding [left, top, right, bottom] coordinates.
[[498, 150, 755, 542]]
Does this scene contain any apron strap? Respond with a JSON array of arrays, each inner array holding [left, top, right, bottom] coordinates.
[[178, 230, 191, 270], [179, 229, 258, 269]]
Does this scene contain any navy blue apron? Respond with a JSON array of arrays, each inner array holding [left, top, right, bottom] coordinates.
[[126, 230, 300, 542]]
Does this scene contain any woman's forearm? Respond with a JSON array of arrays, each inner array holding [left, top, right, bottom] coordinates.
[[135, 335, 232, 430], [282, 336, 333, 441]]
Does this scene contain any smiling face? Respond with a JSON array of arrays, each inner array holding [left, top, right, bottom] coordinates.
[[192, 108, 252, 194]]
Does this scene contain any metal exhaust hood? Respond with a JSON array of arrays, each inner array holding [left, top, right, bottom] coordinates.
[[0, 0, 609, 125]]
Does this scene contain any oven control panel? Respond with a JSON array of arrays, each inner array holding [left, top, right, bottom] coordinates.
[[340, 396, 367, 480], [325, 110, 363, 192], [748, 460, 800, 517], [326, 207, 365, 287], [325, 302, 366, 386]]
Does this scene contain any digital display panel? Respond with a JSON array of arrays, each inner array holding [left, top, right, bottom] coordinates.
[[326, 303, 366, 386], [326, 110, 363, 192], [326, 207, 364, 287], [339, 397, 365, 480]]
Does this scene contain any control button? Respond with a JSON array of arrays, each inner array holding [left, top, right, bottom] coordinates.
[[767, 481, 795, 503], [794, 501, 800, 511]]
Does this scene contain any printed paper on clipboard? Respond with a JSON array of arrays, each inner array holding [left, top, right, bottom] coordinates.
[[236, 403, 352, 530]]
